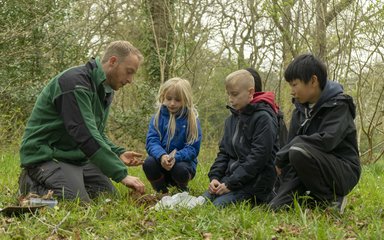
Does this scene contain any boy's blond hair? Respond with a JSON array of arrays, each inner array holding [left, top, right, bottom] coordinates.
[[154, 78, 199, 145], [101, 40, 144, 63], [225, 69, 254, 90]]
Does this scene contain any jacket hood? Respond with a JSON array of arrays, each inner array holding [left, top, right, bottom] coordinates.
[[250, 91, 279, 113], [316, 80, 344, 107], [294, 80, 342, 111], [322, 81, 356, 119], [227, 91, 279, 116], [294, 80, 356, 118]]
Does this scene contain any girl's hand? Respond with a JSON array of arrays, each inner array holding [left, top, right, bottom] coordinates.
[[161, 155, 175, 171]]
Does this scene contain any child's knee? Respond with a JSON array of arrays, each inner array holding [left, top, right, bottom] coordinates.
[[171, 164, 193, 182], [212, 195, 236, 208], [289, 143, 313, 167], [143, 157, 163, 180], [143, 156, 158, 171]]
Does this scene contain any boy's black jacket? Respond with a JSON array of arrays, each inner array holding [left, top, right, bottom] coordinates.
[[276, 80, 361, 180], [208, 100, 278, 201]]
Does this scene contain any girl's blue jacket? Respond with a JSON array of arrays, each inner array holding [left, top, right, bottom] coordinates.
[[145, 105, 202, 171]]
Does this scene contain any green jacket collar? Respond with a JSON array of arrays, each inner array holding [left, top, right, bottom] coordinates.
[[91, 57, 108, 87]]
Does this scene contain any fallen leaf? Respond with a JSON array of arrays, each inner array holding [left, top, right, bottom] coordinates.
[[203, 232, 212, 240], [273, 226, 284, 233], [356, 221, 368, 229], [274, 224, 302, 236], [46, 234, 66, 240]]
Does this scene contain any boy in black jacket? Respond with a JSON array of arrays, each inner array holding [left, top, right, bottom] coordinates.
[[269, 54, 361, 213], [203, 69, 279, 207]]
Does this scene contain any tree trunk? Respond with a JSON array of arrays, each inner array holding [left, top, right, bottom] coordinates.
[[145, 0, 174, 84], [315, 0, 327, 60]]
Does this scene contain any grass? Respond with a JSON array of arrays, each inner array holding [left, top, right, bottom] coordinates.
[[1, 146, 383, 239]]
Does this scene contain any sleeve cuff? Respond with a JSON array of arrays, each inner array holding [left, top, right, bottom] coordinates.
[[89, 147, 128, 183]]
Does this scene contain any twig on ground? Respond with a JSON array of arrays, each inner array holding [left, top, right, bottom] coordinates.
[[31, 211, 72, 235], [51, 211, 71, 235]]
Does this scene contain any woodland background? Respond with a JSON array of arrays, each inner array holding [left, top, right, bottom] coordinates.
[[1, 0, 383, 163]]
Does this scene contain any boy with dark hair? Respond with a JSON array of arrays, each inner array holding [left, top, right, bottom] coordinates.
[[269, 54, 361, 213], [203, 69, 279, 207]]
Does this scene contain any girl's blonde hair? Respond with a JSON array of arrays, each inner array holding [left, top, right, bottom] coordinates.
[[154, 77, 199, 145]]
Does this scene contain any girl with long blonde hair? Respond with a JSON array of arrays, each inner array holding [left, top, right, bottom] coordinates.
[[143, 78, 202, 193]]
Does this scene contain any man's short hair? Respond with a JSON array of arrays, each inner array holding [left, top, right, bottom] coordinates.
[[284, 53, 327, 90], [101, 41, 144, 64], [245, 68, 262, 92], [225, 69, 254, 89]]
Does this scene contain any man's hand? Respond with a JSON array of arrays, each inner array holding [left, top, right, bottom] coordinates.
[[275, 166, 282, 176], [160, 154, 175, 171], [209, 179, 221, 194], [120, 151, 144, 166], [216, 183, 230, 195], [120, 175, 145, 194]]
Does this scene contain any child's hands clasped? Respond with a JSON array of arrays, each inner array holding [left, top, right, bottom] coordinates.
[[209, 179, 230, 195], [209, 179, 220, 193], [161, 154, 175, 171]]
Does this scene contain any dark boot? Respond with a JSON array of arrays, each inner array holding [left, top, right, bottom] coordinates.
[[149, 175, 168, 193], [268, 166, 306, 210]]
